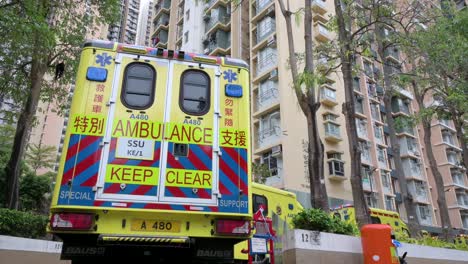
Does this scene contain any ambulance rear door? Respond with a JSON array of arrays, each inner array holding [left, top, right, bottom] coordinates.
[[96, 53, 168, 202], [158, 60, 220, 206]]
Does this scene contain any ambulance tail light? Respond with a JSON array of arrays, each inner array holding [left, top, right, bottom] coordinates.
[[50, 213, 94, 230], [215, 219, 251, 236]]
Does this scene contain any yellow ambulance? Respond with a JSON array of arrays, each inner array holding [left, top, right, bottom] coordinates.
[[332, 205, 410, 237], [49, 40, 251, 263]]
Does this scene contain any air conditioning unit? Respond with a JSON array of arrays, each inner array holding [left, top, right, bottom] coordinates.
[[413, 150, 420, 156], [271, 145, 282, 157], [203, 48, 210, 54], [267, 35, 277, 48], [203, 13, 211, 21]]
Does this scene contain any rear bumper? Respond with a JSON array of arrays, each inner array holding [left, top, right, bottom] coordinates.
[[56, 233, 245, 263]]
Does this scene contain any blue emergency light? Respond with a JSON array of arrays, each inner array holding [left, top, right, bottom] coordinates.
[[225, 84, 243, 98], [86, 67, 107, 82]]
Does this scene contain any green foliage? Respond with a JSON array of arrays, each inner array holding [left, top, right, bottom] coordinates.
[[19, 172, 52, 213], [292, 208, 357, 235], [398, 235, 468, 251], [25, 143, 57, 174], [252, 163, 270, 184], [0, 208, 48, 239]]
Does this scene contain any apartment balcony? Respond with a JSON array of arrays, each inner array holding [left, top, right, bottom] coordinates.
[[383, 185, 393, 195], [361, 151, 372, 165], [314, 22, 331, 42], [403, 159, 423, 180], [205, 0, 229, 14], [256, 17, 276, 44], [254, 0, 274, 18], [396, 126, 415, 137], [394, 86, 414, 100], [362, 177, 376, 192], [451, 170, 468, 190], [312, 0, 327, 15], [417, 206, 433, 226], [374, 127, 385, 145], [203, 32, 231, 56], [356, 119, 368, 139], [439, 119, 456, 131], [392, 99, 410, 116], [324, 123, 342, 143], [363, 62, 374, 79], [257, 126, 281, 149], [153, 13, 170, 35], [154, 0, 171, 20], [255, 82, 279, 114], [384, 47, 400, 63], [152, 30, 168, 48], [205, 15, 231, 36], [256, 49, 278, 77], [320, 85, 338, 107], [456, 193, 468, 210]]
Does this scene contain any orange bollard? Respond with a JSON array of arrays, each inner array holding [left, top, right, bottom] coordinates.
[[361, 224, 400, 264]]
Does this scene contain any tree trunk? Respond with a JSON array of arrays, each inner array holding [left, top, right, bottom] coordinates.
[[382, 95, 420, 237], [5, 58, 46, 209], [334, 0, 371, 229], [375, 25, 421, 237], [307, 106, 328, 210], [413, 82, 453, 241], [277, 0, 329, 211]]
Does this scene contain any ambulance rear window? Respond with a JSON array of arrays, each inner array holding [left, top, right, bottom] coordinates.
[[122, 63, 156, 109], [180, 70, 210, 115], [253, 194, 268, 216]]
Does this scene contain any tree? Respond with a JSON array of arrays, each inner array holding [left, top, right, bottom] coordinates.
[[0, 0, 119, 209], [369, 1, 431, 237], [332, 0, 379, 228], [397, 4, 468, 240], [25, 143, 57, 174], [277, 0, 329, 211], [19, 170, 52, 213]]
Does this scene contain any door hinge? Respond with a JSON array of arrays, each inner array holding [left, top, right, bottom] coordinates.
[[215, 69, 222, 77], [114, 57, 122, 64], [99, 140, 110, 147], [92, 184, 103, 192], [214, 147, 222, 156]]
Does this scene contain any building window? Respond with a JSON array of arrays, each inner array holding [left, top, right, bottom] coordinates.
[[327, 152, 344, 177], [179, 70, 210, 115], [184, 31, 189, 43], [185, 10, 190, 21], [360, 141, 372, 163], [324, 123, 340, 137], [446, 151, 458, 165], [377, 147, 387, 167], [385, 196, 395, 211], [261, 151, 278, 177], [353, 77, 361, 92], [355, 94, 364, 114], [121, 63, 156, 109], [365, 193, 378, 208]]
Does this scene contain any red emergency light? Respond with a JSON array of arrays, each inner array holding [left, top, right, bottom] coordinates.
[[215, 219, 251, 236], [50, 213, 94, 230]]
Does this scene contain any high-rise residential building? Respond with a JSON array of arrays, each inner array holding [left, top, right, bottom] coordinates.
[[107, 0, 141, 44], [136, 0, 154, 46], [150, 0, 249, 61]]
